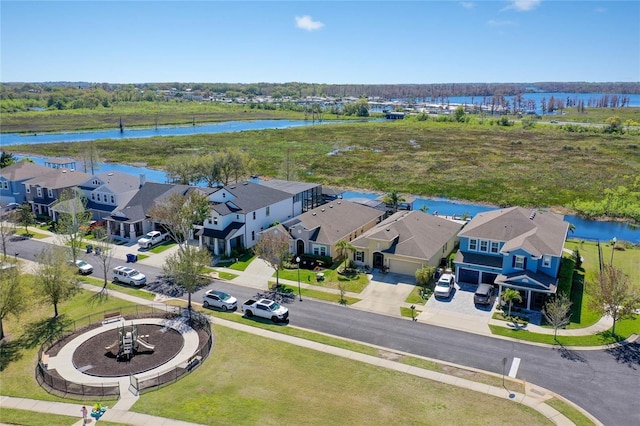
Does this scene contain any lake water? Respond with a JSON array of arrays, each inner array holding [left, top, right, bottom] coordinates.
[[9, 113, 640, 244]]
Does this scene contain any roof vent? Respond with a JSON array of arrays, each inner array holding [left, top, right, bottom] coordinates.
[[312, 212, 316, 216], [243, 182, 248, 185], [107, 172, 114, 176], [337, 201, 341, 204], [329, 205, 333, 208], [321, 208, 325, 212], [62, 170, 67, 173]]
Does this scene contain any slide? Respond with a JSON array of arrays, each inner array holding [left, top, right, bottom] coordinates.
[[136, 338, 155, 351], [104, 340, 119, 351]]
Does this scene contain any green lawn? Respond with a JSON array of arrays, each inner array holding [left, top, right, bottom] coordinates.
[[278, 283, 360, 305], [132, 325, 551, 425], [147, 241, 176, 254], [0, 408, 128, 426], [79, 276, 156, 301], [277, 264, 370, 293]]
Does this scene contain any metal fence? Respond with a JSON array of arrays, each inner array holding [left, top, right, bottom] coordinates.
[[36, 304, 180, 400]]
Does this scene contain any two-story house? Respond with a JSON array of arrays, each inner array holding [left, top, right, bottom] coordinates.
[[76, 172, 144, 221], [196, 181, 294, 257], [22, 168, 91, 217], [454, 207, 570, 310], [280, 199, 385, 259], [350, 210, 464, 276], [1, 161, 54, 206]]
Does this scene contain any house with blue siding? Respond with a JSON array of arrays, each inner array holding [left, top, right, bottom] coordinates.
[[453, 207, 569, 310], [1, 161, 53, 206]]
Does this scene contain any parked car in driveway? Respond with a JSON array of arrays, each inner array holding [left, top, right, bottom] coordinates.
[[474, 283, 494, 305], [434, 273, 455, 298], [202, 290, 237, 311]]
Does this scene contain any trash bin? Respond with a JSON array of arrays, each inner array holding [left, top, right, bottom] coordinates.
[[126, 253, 137, 263], [94, 246, 102, 255], [86, 245, 93, 254]]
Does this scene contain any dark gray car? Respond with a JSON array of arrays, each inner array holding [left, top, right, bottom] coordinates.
[[473, 283, 494, 305]]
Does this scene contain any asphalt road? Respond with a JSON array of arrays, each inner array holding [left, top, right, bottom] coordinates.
[[10, 238, 640, 426]]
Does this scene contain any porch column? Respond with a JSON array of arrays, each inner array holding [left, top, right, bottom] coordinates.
[[225, 239, 231, 256], [119, 223, 125, 238], [526, 290, 532, 310], [198, 235, 203, 249], [213, 238, 219, 256], [129, 223, 136, 239]]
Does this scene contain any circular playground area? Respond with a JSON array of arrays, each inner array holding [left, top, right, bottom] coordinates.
[[72, 323, 184, 377]]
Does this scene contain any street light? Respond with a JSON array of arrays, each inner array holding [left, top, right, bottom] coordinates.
[[296, 256, 302, 301], [611, 237, 617, 265]]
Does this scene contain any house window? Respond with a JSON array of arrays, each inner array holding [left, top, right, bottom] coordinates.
[[91, 193, 95, 200], [26, 186, 30, 193], [111, 195, 115, 204], [355, 251, 364, 262], [514, 255, 526, 269], [479, 240, 488, 252], [490, 241, 500, 254], [251, 231, 255, 241], [469, 239, 477, 251], [1, 181, 7, 190], [312, 244, 326, 256], [236, 214, 240, 220], [543, 255, 552, 268], [253, 211, 256, 220], [213, 217, 218, 225], [36, 187, 42, 197], [266, 206, 270, 216], [47, 189, 53, 198]]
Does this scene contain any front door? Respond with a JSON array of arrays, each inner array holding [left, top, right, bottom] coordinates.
[[373, 252, 384, 269], [296, 240, 304, 255]]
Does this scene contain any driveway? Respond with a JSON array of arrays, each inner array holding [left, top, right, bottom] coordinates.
[[418, 282, 496, 335], [351, 272, 416, 316]]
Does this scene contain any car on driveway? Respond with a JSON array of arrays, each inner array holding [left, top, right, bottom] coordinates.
[[203, 290, 237, 311], [474, 283, 494, 306], [434, 273, 455, 298]]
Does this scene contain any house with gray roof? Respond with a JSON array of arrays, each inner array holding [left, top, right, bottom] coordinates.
[[351, 210, 464, 276], [196, 181, 294, 256], [22, 168, 91, 217], [258, 179, 324, 213], [75, 172, 145, 221], [105, 182, 190, 240], [1, 161, 53, 206], [454, 207, 569, 310], [280, 199, 385, 259]]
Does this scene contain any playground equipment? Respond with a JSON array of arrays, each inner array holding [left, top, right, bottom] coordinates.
[[104, 320, 155, 360]]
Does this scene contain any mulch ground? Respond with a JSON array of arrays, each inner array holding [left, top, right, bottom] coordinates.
[[71, 324, 184, 377]]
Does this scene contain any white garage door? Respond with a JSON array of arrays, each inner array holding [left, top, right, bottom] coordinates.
[[389, 259, 421, 276]]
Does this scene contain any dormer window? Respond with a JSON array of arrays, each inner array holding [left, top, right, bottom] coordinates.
[[26, 186, 30, 193], [514, 255, 526, 269], [91, 193, 95, 200], [542, 255, 552, 268], [36, 187, 42, 197], [111, 195, 115, 204], [47, 189, 53, 198]]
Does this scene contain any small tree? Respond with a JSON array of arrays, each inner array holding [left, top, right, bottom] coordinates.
[[0, 263, 26, 340], [35, 246, 79, 317], [15, 204, 36, 235], [54, 188, 92, 263], [415, 265, 436, 286], [92, 230, 116, 294], [335, 239, 356, 271], [253, 228, 291, 288], [0, 214, 17, 259], [542, 292, 572, 341], [590, 265, 640, 336], [500, 288, 522, 318], [163, 244, 211, 314], [381, 190, 406, 214]]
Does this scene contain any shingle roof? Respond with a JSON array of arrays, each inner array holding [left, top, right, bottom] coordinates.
[[80, 172, 141, 194], [110, 182, 189, 222], [212, 181, 291, 215], [23, 168, 91, 189], [1, 161, 54, 181], [352, 211, 463, 260], [259, 179, 321, 195], [458, 207, 568, 257], [281, 200, 383, 246]]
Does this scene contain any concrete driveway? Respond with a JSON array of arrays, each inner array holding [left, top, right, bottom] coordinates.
[[351, 272, 416, 316]]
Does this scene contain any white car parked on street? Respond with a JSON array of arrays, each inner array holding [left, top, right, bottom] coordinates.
[[202, 290, 237, 311]]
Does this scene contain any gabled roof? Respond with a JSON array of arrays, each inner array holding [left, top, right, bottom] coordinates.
[[22, 168, 91, 189], [1, 161, 53, 181], [352, 210, 463, 260], [109, 182, 189, 222], [79, 172, 141, 194], [496, 270, 557, 293], [281, 200, 383, 246], [458, 207, 568, 257], [211, 181, 291, 215]]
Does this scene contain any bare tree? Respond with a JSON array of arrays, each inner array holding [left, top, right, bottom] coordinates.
[[91, 227, 116, 294], [590, 265, 640, 336], [0, 213, 17, 259], [147, 189, 210, 251], [54, 188, 92, 263], [35, 246, 79, 317], [253, 228, 291, 288], [542, 292, 572, 341], [0, 263, 26, 340]]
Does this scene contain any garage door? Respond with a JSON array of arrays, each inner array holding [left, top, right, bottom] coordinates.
[[389, 259, 421, 276], [481, 272, 498, 284], [458, 268, 480, 284]]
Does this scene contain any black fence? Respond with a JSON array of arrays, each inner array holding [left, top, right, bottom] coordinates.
[[36, 304, 181, 400]]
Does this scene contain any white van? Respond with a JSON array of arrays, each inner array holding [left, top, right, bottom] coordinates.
[[112, 266, 146, 286]]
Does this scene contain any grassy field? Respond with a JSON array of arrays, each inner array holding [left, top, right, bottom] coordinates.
[[132, 325, 551, 425], [9, 119, 640, 212], [0, 408, 128, 426]]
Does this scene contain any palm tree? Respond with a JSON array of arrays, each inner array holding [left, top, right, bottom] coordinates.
[[501, 288, 523, 318], [335, 239, 356, 272], [382, 190, 406, 214]]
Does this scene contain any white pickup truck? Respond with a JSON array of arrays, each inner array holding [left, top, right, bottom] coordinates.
[[242, 298, 289, 323], [138, 231, 170, 249]]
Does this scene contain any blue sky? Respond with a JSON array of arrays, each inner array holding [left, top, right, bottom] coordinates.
[[1, 1, 638, 84]]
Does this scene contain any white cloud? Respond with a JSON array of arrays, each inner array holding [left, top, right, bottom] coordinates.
[[487, 19, 516, 26], [295, 15, 324, 31], [460, 2, 475, 9], [502, 0, 541, 12]]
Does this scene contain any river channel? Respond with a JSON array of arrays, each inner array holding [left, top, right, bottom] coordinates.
[[5, 119, 639, 244]]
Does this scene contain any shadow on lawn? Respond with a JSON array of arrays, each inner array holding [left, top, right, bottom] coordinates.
[[19, 315, 73, 350], [0, 339, 24, 371]]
